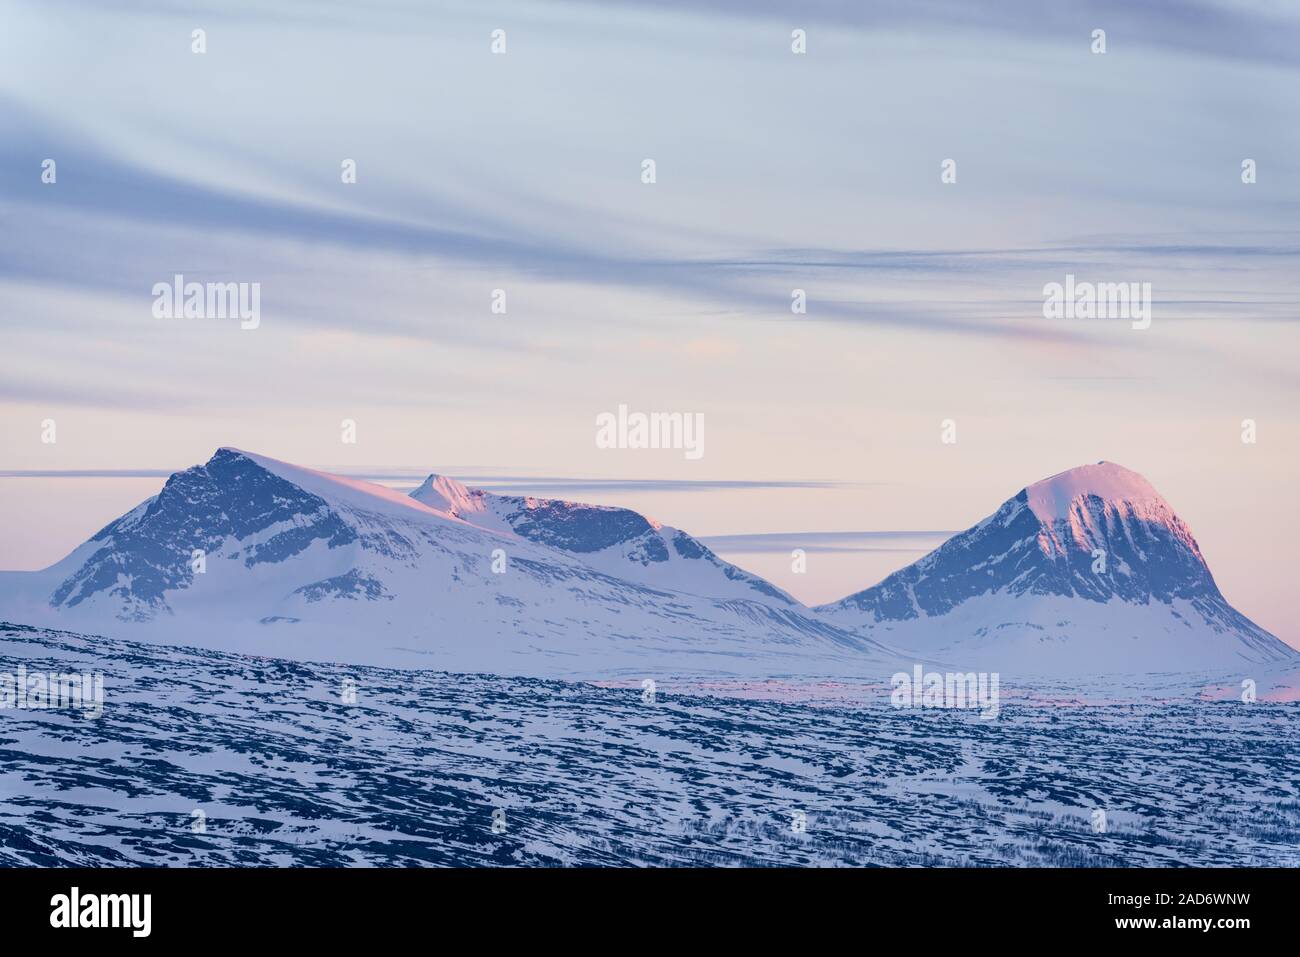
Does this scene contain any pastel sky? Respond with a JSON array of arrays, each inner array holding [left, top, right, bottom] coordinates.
[[1, 0, 1298, 645]]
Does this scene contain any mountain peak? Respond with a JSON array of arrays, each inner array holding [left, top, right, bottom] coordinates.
[[816, 462, 1294, 670], [410, 473, 483, 517], [1022, 461, 1167, 524]]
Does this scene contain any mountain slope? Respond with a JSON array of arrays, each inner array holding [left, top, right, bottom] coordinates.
[[409, 473, 795, 606], [816, 462, 1295, 673], [0, 449, 896, 677]]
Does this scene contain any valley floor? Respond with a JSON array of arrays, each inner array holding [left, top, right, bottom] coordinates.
[[0, 622, 1296, 867]]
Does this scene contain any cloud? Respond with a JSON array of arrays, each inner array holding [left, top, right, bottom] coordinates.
[[0, 467, 856, 495], [700, 530, 955, 553], [588, 0, 1300, 70]]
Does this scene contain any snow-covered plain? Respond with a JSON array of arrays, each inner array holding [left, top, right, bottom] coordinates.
[[1, 622, 1295, 867]]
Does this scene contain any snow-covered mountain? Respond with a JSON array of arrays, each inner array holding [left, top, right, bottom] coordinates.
[[0, 452, 1290, 680], [0, 448, 893, 676], [816, 462, 1295, 673]]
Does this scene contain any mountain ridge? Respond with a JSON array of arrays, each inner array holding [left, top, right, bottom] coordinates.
[[0, 448, 894, 676], [0, 450, 1290, 677]]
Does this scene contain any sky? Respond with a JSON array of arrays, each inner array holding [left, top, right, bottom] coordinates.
[[1, 0, 1298, 644]]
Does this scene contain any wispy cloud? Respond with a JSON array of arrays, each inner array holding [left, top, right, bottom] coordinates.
[[0, 467, 858, 495], [700, 531, 955, 553], [591, 0, 1300, 70]]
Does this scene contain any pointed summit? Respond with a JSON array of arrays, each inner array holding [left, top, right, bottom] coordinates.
[[410, 474, 485, 518]]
